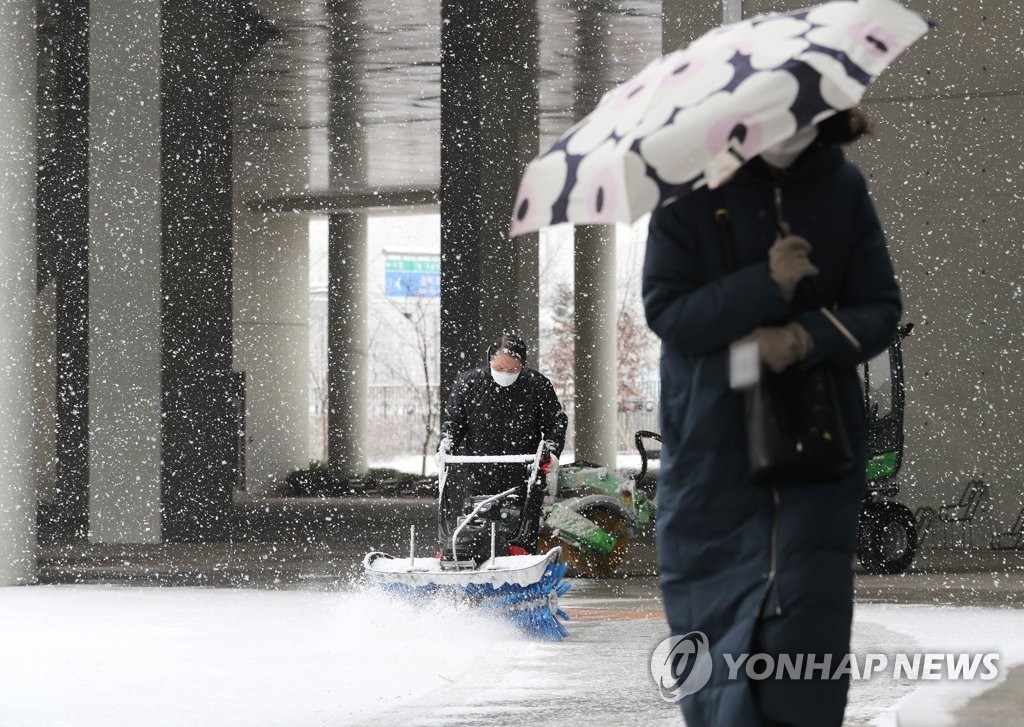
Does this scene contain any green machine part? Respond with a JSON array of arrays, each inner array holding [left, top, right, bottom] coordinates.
[[866, 450, 898, 482], [633, 489, 653, 525], [558, 466, 621, 495], [555, 466, 653, 525], [544, 503, 618, 556]]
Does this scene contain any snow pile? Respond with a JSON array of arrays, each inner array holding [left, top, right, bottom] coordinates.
[[0, 585, 524, 726], [856, 604, 1024, 727]]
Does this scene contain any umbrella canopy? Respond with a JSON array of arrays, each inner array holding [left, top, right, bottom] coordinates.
[[509, 0, 930, 237]]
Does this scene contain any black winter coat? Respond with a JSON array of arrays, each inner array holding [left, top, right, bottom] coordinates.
[[441, 367, 567, 496], [643, 143, 901, 726]]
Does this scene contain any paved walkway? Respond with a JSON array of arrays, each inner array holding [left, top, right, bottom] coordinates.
[[952, 665, 1024, 726]]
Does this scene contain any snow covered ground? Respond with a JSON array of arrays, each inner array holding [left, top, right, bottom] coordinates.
[[853, 603, 1024, 727], [0, 585, 519, 727], [0, 584, 1019, 726], [371, 451, 651, 478]]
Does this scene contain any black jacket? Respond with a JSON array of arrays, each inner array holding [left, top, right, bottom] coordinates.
[[643, 143, 901, 726], [441, 367, 567, 495]]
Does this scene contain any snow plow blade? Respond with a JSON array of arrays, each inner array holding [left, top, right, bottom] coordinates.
[[363, 547, 571, 640]]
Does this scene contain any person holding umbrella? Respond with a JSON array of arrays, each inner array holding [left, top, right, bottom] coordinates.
[[644, 107, 901, 725], [508, 1, 929, 723]]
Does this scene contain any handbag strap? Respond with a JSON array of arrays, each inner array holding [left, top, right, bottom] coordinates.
[[712, 189, 738, 274]]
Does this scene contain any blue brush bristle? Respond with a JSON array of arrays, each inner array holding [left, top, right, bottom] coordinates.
[[472, 562, 571, 640], [371, 561, 572, 640]]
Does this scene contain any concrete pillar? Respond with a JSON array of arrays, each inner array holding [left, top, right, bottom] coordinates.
[[160, 0, 236, 540], [35, 283, 58, 519], [662, 0, 721, 52], [481, 0, 540, 364], [328, 214, 368, 478], [36, 0, 90, 542], [0, 0, 38, 584], [233, 130, 312, 494], [571, 2, 617, 466], [326, 0, 370, 479], [88, 0, 162, 542], [573, 226, 618, 466], [439, 0, 540, 402]]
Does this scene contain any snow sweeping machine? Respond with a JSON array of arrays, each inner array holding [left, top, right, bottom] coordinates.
[[363, 440, 572, 639]]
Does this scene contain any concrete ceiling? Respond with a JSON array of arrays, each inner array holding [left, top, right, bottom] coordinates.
[[234, 0, 661, 197]]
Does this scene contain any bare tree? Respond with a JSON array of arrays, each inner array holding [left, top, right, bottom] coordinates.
[[309, 290, 329, 462], [310, 345, 329, 461], [616, 308, 651, 410], [545, 282, 576, 398], [379, 295, 440, 476], [541, 221, 659, 422], [615, 231, 658, 409], [541, 279, 654, 410]]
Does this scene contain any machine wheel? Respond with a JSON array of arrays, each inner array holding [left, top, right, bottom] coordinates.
[[540, 505, 632, 578], [858, 500, 918, 575]]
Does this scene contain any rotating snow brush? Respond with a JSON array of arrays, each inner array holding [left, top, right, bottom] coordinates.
[[365, 549, 572, 640], [470, 560, 572, 640]]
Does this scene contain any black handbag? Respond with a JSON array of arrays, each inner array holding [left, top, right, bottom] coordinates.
[[714, 191, 855, 486]]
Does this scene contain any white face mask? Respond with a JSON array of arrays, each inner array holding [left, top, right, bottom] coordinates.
[[760, 126, 818, 169], [491, 368, 520, 387]]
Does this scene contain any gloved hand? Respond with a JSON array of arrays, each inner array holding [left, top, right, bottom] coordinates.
[[540, 441, 560, 475], [435, 437, 452, 468], [751, 323, 814, 373], [769, 235, 819, 302]]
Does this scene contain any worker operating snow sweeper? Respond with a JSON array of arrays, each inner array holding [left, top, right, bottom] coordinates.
[[437, 333, 568, 554], [363, 333, 572, 639]]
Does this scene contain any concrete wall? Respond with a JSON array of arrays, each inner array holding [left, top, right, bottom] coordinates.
[[0, 0, 39, 584], [683, 1, 1024, 539], [851, 1, 1024, 537]]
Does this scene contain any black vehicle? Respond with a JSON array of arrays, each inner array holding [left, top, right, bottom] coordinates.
[[857, 323, 917, 574]]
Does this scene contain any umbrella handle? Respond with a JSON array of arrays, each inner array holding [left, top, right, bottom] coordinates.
[[775, 185, 862, 352], [772, 186, 791, 237]]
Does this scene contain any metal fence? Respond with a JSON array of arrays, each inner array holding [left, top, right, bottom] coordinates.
[[363, 385, 441, 463], [367, 384, 441, 418]]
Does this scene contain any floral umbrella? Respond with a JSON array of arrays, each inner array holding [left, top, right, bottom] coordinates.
[[509, 0, 931, 237]]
